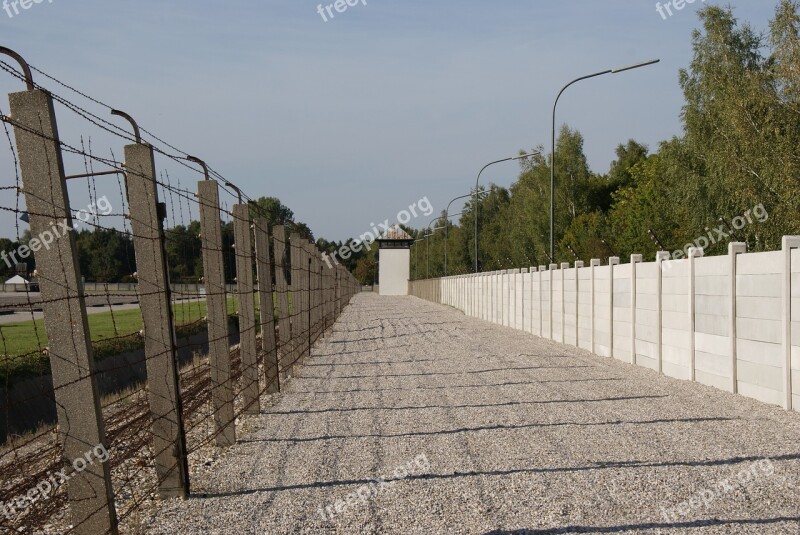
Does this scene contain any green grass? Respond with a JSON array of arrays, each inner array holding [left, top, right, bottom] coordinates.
[[0, 294, 281, 383], [0, 288, 291, 383]]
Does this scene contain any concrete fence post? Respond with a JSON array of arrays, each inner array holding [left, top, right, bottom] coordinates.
[[656, 251, 671, 374], [525, 268, 533, 333], [630, 254, 643, 365], [10, 87, 118, 534], [726, 243, 746, 393], [253, 218, 279, 393], [311, 244, 318, 341], [273, 225, 291, 381], [306, 249, 313, 358], [317, 249, 324, 340], [335, 266, 341, 316], [688, 247, 704, 382], [517, 269, 524, 329], [608, 257, 620, 358], [538, 266, 546, 337], [289, 234, 304, 369], [549, 264, 557, 340], [574, 261, 584, 346], [590, 259, 600, 354], [782, 236, 800, 410], [125, 140, 189, 498], [198, 180, 235, 446], [233, 205, 260, 415], [560, 263, 569, 343]]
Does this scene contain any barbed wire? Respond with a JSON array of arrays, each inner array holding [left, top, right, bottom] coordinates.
[[0, 52, 361, 534]]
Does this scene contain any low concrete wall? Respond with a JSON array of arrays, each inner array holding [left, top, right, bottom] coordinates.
[[413, 237, 800, 414]]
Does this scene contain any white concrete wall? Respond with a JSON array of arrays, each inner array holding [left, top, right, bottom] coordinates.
[[612, 263, 632, 363], [736, 251, 783, 406], [792, 248, 800, 409], [552, 268, 563, 343], [515, 270, 525, 331], [577, 266, 592, 351], [431, 237, 800, 414], [662, 258, 691, 380], [378, 248, 410, 296], [635, 261, 660, 372], [564, 267, 577, 347], [694, 255, 730, 391], [593, 265, 612, 358]]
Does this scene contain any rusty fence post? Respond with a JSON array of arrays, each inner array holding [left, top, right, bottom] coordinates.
[[253, 217, 280, 393], [289, 233, 304, 371], [233, 204, 259, 415], [123, 133, 189, 498], [273, 225, 291, 381], [9, 82, 118, 533], [197, 179, 235, 446]]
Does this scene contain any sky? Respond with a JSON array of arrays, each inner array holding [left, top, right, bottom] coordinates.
[[0, 0, 780, 242]]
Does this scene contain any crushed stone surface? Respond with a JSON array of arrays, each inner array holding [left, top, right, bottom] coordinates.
[[145, 293, 800, 534]]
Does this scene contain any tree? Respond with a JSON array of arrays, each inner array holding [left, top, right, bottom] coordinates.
[[249, 197, 294, 228]]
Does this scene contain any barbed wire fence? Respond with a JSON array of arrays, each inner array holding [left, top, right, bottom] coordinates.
[[0, 47, 360, 534]]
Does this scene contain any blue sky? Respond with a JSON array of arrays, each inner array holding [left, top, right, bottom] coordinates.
[[0, 0, 778, 241]]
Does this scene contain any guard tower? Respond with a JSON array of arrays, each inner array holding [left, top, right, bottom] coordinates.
[[377, 225, 413, 295]]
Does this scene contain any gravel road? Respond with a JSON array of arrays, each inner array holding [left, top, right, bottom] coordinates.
[[145, 293, 800, 534]]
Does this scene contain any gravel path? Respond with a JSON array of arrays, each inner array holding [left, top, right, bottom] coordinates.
[[146, 293, 800, 534]]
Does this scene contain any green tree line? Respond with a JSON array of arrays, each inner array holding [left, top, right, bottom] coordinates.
[[0, 196, 314, 284], [409, 2, 800, 280]]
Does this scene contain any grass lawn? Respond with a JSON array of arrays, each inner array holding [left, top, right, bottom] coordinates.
[[0, 293, 281, 382]]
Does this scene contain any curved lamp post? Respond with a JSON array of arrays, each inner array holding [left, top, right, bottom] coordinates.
[[444, 192, 479, 276], [411, 238, 425, 280], [474, 152, 539, 273], [425, 217, 446, 279], [443, 210, 464, 276], [413, 237, 424, 281], [550, 59, 659, 261]]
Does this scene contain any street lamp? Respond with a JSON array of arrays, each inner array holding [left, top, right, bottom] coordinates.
[[474, 152, 539, 273], [550, 59, 659, 261], [444, 210, 464, 276], [413, 237, 424, 280], [444, 192, 483, 276], [425, 218, 446, 279]]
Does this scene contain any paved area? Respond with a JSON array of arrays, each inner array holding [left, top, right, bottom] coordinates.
[[146, 293, 800, 534]]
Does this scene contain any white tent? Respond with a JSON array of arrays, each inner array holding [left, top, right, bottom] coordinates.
[[3, 275, 30, 292]]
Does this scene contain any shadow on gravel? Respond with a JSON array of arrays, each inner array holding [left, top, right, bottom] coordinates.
[[263, 395, 670, 416], [483, 515, 800, 533], [309, 345, 414, 357], [302, 357, 437, 366], [297, 377, 625, 395], [303, 364, 597, 380], [195, 453, 800, 499], [242, 416, 740, 443]]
